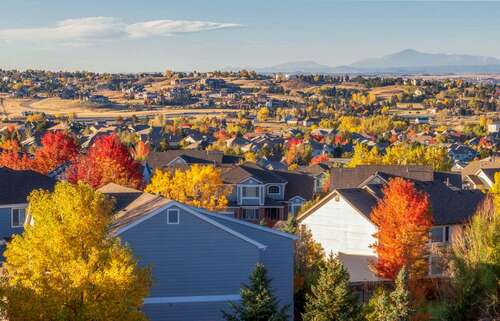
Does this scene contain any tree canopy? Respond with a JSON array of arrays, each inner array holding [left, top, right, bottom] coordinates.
[[1, 181, 151, 321]]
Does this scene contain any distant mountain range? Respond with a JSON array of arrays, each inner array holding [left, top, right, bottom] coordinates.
[[235, 49, 500, 75]]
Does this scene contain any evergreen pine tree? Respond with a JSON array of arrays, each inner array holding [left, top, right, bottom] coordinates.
[[364, 267, 413, 321], [302, 253, 361, 321], [223, 263, 289, 321], [390, 266, 412, 321]]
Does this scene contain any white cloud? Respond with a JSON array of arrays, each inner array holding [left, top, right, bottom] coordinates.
[[126, 20, 241, 38], [0, 17, 241, 45]]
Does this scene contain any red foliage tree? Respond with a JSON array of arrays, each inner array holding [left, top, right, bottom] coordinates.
[[66, 134, 143, 189], [32, 131, 79, 174], [370, 177, 433, 280], [310, 154, 329, 165]]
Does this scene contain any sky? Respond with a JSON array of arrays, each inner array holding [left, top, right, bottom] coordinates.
[[0, 0, 499, 72]]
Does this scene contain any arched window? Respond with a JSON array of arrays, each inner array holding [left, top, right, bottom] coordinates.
[[268, 186, 280, 194]]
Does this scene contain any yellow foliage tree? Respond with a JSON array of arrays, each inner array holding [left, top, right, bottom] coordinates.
[[347, 144, 382, 168], [145, 164, 230, 211], [244, 152, 257, 163], [1, 182, 151, 321], [347, 143, 451, 171], [256, 107, 270, 122]]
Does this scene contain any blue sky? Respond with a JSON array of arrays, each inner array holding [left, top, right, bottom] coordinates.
[[0, 0, 499, 72]]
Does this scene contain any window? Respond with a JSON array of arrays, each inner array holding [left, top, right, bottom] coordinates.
[[429, 256, 445, 276], [242, 186, 259, 198], [431, 226, 450, 243], [167, 209, 179, 224], [268, 186, 280, 194], [11, 208, 26, 228], [242, 208, 258, 221]]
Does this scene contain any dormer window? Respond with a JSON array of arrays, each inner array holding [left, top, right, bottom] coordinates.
[[268, 186, 280, 194], [11, 208, 26, 228]]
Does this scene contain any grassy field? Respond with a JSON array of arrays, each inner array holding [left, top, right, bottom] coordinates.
[[369, 85, 407, 99], [2, 97, 240, 120]]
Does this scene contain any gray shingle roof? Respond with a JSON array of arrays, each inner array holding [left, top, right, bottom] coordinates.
[[0, 167, 56, 205], [147, 150, 242, 171], [330, 165, 434, 190], [221, 163, 287, 184]]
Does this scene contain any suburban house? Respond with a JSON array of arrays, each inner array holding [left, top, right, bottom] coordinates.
[[220, 163, 316, 223], [144, 150, 242, 181], [0, 168, 56, 255], [298, 168, 484, 290], [329, 164, 463, 190], [98, 183, 296, 321], [461, 155, 500, 189]]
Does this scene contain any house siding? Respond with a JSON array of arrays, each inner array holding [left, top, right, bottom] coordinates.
[[301, 196, 378, 283], [144, 301, 233, 321], [206, 215, 295, 318], [301, 197, 377, 256], [119, 206, 263, 321]]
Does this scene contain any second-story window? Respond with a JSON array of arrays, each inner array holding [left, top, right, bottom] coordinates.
[[430, 226, 450, 243], [268, 186, 280, 194], [242, 186, 259, 198], [11, 208, 26, 228]]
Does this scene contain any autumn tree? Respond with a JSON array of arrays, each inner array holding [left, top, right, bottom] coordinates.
[[223, 264, 289, 321], [145, 164, 230, 211], [370, 178, 433, 280], [444, 190, 500, 321], [302, 253, 361, 321], [66, 134, 143, 189], [32, 131, 79, 174], [280, 218, 325, 320], [256, 107, 270, 122], [310, 154, 329, 165], [1, 182, 151, 321], [347, 144, 381, 168], [0, 140, 34, 171], [130, 141, 150, 162]]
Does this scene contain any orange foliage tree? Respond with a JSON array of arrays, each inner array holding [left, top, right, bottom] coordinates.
[[66, 134, 143, 189], [310, 154, 329, 165], [370, 178, 433, 280], [0, 141, 33, 171], [130, 141, 150, 162], [32, 131, 79, 174]]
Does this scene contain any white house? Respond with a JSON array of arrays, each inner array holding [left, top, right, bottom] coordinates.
[[298, 175, 484, 283]]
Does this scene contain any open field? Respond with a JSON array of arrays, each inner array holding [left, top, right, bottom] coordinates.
[[1, 97, 240, 120], [369, 85, 406, 99]]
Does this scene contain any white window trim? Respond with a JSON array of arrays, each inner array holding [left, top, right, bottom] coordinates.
[[240, 185, 261, 200], [11, 207, 26, 228], [267, 185, 280, 194], [430, 226, 450, 244], [167, 209, 180, 225]]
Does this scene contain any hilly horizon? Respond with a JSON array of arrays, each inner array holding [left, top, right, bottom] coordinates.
[[246, 49, 500, 75]]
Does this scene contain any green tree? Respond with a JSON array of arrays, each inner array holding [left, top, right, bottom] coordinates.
[[302, 253, 360, 321], [223, 264, 289, 321], [444, 192, 499, 321], [365, 267, 413, 321], [0, 182, 151, 321]]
